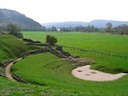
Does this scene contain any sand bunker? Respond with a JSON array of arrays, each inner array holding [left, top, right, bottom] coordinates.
[[71, 65, 126, 81]]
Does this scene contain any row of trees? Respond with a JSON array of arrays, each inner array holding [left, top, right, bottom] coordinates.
[[1, 23, 128, 35], [105, 23, 128, 35], [42, 23, 128, 35], [60, 25, 99, 32], [42, 25, 99, 32]]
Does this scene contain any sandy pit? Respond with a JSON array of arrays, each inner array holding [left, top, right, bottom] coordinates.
[[71, 65, 127, 81]]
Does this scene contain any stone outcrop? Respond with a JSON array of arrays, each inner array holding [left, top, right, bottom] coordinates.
[[23, 38, 47, 46], [21, 48, 49, 58], [1, 59, 14, 67], [0, 67, 5, 76], [49, 46, 79, 62], [12, 73, 26, 83]]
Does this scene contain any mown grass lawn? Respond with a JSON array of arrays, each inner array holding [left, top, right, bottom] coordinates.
[[22, 32, 128, 73], [13, 53, 128, 96], [0, 76, 56, 96], [22, 32, 128, 56]]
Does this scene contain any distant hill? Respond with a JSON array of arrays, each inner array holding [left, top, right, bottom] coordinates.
[[42, 21, 88, 28], [42, 20, 128, 28], [0, 9, 42, 31], [88, 20, 128, 28]]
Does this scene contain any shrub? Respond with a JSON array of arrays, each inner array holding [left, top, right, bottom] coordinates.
[[7, 23, 23, 38], [46, 35, 57, 45]]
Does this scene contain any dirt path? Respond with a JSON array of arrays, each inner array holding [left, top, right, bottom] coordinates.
[[5, 58, 22, 82], [72, 65, 127, 81]]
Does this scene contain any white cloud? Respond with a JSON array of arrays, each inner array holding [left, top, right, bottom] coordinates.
[[0, 0, 128, 23]]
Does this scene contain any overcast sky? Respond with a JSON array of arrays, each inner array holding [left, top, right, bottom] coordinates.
[[0, 0, 128, 23]]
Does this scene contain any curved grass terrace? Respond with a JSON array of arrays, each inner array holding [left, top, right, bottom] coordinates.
[[13, 52, 128, 96]]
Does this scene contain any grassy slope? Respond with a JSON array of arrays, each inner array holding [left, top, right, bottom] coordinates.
[[13, 53, 128, 96], [0, 34, 27, 62], [0, 34, 45, 96], [22, 32, 128, 73], [0, 77, 49, 96]]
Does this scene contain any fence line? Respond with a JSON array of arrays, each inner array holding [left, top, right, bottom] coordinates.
[[62, 45, 128, 59]]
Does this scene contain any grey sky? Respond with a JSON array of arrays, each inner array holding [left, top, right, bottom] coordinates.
[[0, 0, 128, 23]]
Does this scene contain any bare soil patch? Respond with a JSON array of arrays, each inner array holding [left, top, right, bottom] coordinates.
[[72, 65, 127, 81]]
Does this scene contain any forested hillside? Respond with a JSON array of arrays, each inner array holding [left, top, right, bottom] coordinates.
[[0, 9, 42, 31]]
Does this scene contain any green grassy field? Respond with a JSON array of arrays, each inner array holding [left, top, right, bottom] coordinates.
[[13, 53, 128, 96], [22, 32, 128, 73], [0, 32, 128, 95], [22, 32, 128, 56], [0, 77, 49, 96]]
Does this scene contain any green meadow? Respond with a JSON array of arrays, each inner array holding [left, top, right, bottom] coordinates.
[[22, 32, 128, 56], [22, 32, 128, 73], [13, 53, 128, 96], [0, 32, 128, 95], [22, 32, 128, 57]]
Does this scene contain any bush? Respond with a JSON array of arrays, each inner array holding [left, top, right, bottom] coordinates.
[[46, 35, 57, 45], [0, 29, 2, 33], [7, 23, 23, 38]]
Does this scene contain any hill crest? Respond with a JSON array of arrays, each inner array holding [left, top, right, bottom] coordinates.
[[0, 9, 42, 31]]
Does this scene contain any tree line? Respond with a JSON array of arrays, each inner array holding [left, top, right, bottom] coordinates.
[[105, 23, 128, 35], [42, 23, 128, 35], [1, 23, 128, 35]]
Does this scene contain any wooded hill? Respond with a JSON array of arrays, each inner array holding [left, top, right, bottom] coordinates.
[[0, 9, 42, 31]]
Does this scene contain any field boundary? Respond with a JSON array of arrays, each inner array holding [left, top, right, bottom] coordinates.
[[62, 45, 128, 59]]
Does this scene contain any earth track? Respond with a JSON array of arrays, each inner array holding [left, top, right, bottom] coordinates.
[[5, 58, 22, 82]]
